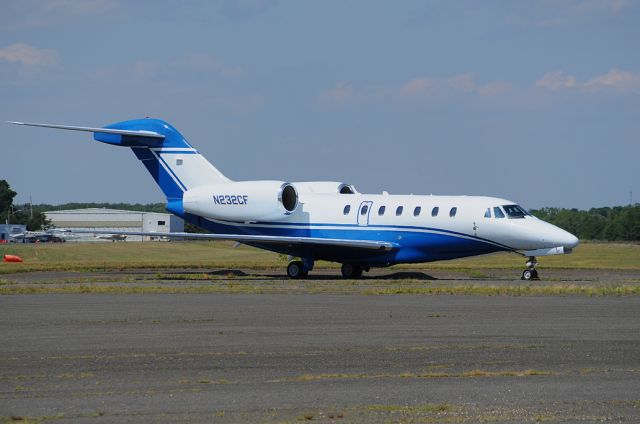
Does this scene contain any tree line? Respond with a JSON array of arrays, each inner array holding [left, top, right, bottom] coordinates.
[[529, 205, 640, 242]]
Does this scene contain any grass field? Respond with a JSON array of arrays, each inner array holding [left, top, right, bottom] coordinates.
[[1, 240, 638, 274]]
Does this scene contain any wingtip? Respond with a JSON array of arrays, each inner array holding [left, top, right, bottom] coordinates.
[[7, 121, 24, 125]]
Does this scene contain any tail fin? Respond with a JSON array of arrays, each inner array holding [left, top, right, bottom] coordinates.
[[10, 118, 230, 203], [98, 118, 230, 202]]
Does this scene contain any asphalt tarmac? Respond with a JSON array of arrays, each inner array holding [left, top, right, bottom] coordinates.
[[1, 271, 640, 423]]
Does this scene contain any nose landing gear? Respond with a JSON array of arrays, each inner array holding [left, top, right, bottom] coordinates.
[[521, 256, 539, 281]]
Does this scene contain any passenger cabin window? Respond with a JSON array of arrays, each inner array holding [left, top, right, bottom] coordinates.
[[449, 207, 457, 217], [343, 205, 351, 215], [378, 206, 386, 216], [413, 206, 421, 216], [158, 220, 166, 226], [484, 208, 491, 218], [431, 207, 439, 217], [360, 205, 369, 215], [176, 159, 183, 166], [493, 207, 505, 218], [502, 204, 529, 218], [396, 206, 403, 216]]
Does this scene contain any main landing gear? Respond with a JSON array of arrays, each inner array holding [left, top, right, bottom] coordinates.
[[521, 256, 539, 281], [286, 258, 314, 279], [286, 261, 307, 278], [340, 263, 369, 279], [286, 258, 370, 279]]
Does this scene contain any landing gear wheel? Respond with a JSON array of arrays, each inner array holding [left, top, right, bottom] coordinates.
[[287, 261, 306, 279], [341, 263, 363, 279], [521, 256, 540, 281]]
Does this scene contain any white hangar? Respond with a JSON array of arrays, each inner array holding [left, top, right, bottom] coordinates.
[[44, 208, 184, 242]]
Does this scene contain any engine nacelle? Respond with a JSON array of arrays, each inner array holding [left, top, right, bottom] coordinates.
[[183, 181, 298, 222], [293, 181, 357, 194]]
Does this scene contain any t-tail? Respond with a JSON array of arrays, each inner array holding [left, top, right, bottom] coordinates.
[[9, 118, 230, 215]]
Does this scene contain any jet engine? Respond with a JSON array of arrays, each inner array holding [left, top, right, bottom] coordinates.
[[183, 181, 298, 222]]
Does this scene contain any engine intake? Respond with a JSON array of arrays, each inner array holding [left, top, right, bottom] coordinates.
[[279, 184, 298, 212]]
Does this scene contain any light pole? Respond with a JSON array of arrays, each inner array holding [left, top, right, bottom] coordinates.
[[6, 206, 25, 225]]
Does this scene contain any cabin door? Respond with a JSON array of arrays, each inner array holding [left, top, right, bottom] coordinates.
[[357, 201, 373, 226]]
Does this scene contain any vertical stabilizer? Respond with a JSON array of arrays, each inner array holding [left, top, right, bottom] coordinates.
[[95, 118, 230, 202]]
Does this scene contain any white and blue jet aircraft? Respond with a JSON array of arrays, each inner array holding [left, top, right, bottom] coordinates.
[[10, 118, 579, 280]]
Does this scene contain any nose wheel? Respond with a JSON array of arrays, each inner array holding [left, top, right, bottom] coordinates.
[[521, 256, 539, 281]]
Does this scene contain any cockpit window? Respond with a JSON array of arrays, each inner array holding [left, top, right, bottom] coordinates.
[[502, 204, 529, 218], [493, 206, 505, 218], [484, 208, 491, 218]]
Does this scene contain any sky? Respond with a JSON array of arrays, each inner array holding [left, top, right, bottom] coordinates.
[[1, 0, 639, 209]]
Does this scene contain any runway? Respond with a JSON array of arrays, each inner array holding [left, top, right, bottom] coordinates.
[[2, 283, 640, 422]]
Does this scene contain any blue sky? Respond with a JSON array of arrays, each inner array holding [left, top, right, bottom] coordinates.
[[1, 0, 639, 209]]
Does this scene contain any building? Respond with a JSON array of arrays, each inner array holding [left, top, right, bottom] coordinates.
[[0, 224, 27, 243], [44, 208, 184, 242]]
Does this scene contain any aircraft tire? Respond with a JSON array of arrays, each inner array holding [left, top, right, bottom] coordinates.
[[341, 263, 363, 279], [287, 261, 305, 279], [522, 270, 533, 280]]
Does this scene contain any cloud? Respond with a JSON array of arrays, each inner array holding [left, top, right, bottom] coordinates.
[[380, 73, 514, 102], [319, 82, 363, 107], [321, 69, 640, 109], [0, 43, 59, 67], [536, 69, 640, 94], [320, 74, 515, 107], [535, 70, 578, 91]]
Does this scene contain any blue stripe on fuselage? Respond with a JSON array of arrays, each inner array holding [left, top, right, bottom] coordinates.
[[181, 212, 510, 265]]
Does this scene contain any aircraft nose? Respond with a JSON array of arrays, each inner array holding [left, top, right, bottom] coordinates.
[[556, 228, 579, 251]]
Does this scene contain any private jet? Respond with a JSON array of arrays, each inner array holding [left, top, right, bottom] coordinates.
[[9, 119, 579, 280]]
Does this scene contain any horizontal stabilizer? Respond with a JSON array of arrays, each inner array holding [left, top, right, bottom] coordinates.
[[8, 121, 165, 139], [67, 229, 397, 251]]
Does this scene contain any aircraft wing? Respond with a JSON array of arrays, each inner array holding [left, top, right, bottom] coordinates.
[[67, 229, 397, 251]]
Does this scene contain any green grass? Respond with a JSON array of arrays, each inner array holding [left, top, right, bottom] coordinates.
[[1, 241, 638, 274], [0, 241, 285, 274]]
